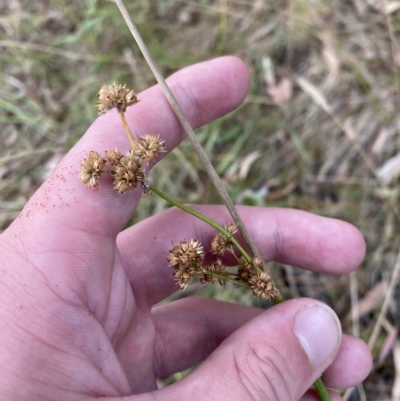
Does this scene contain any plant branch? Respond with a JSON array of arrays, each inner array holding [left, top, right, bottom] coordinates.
[[114, 0, 265, 266], [150, 183, 253, 264], [202, 270, 251, 288]]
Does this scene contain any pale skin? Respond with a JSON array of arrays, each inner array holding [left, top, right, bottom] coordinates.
[[0, 57, 372, 401]]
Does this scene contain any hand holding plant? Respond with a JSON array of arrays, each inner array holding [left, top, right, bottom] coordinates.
[[0, 57, 371, 401]]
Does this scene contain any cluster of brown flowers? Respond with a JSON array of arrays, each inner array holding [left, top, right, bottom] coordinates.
[[79, 134, 165, 193], [167, 224, 280, 301], [97, 83, 138, 115], [167, 239, 206, 290], [79, 84, 165, 193], [79, 151, 106, 189]]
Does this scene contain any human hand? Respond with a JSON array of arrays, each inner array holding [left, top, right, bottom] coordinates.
[[0, 57, 371, 401]]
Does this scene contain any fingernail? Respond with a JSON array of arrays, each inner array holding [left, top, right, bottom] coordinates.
[[293, 303, 341, 368]]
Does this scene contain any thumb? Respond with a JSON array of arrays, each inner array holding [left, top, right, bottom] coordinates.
[[156, 299, 341, 401]]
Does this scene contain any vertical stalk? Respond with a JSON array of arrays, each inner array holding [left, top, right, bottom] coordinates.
[[118, 111, 137, 151], [114, 0, 266, 266]]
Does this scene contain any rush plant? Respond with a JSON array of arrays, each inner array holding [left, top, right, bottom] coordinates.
[[79, 83, 280, 301]]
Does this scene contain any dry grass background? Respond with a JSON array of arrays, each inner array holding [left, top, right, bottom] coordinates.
[[2, 0, 400, 399]]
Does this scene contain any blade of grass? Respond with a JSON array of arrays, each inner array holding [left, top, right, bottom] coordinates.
[[0, 98, 41, 127], [368, 246, 400, 351], [0, 148, 63, 167]]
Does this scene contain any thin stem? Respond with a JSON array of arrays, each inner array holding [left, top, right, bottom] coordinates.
[[118, 111, 137, 151], [203, 270, 250, 288], [114, 0, 265, 266], [150, 183, 253, 263], [368, 246, 400, 350], [314, 377, 332, 401]]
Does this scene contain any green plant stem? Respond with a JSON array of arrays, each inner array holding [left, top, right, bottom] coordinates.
[[314, 377, 331, 401], [202, 271, 250, 288], [150, 183, 254, 264]]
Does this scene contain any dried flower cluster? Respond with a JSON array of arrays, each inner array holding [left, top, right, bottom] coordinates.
[[97, 83, 138, 115], [79, 84, 166, 193], [79, 135, 165, 193], [210, 223, 238, 255], [168, 224, 279, 301], [108, 149, 145, 193], [79, 151, 106, 188], [135, 134, 166, 163], [167, 239, 206, 290]]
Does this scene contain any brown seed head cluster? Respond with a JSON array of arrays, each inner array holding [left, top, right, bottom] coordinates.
[[97, 83, 138, 115], [80, 83, 167, 193], [80, 147, 150, 194], [79, 151, 106, 188], [111, 151, 145, 193], [105, 149, 122, 164], [136, 134, 166, 162], [210, 223, 238, 255], [237, 256, 252, 281], [249, 272, 280, 301], [201, 258, 227, 285], [79, 138, 165, 194], [168, 239, 205, 270], [168, 240, 205, 290], [167, 225, 279, 301]]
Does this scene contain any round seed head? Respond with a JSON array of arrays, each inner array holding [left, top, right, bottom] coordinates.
[[111, 151, 145, 194], [174, 270, 192, 290], [105, 148, 123, 164], [210, 223, 238, 255], [249, 272, 280, 301], [135, 134, 166, 162], [79, 151, 106, 188], [97, 83, 138, 115], [167, 239, 205, 271]]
